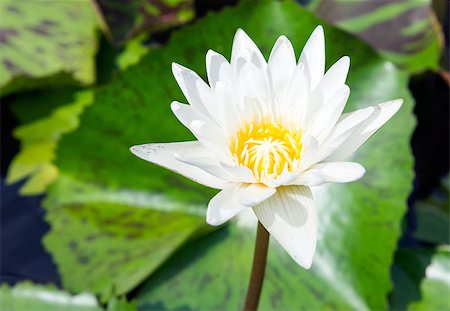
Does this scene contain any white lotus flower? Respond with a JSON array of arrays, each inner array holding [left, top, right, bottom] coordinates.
[[130, 26, 402, 269]]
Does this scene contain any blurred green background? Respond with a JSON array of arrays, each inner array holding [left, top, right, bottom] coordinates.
[[1, 0, 449, 310]]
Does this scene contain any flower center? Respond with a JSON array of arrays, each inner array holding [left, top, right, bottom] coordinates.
[[230, 120, 303, 181]]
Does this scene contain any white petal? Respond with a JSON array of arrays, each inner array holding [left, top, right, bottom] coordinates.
[[207, 183, 276, 226], [315, 105, 375, 162], [268, 35, 296, 102], [253, 186, 317, 269], [172, 62, 213, 118], [174, 152, 233, 182], [325, 99, 403, 161], [130, 142, 229, 189], [299, 26, 325, 90], [283, 63, 310, 127], [306, 85, 350, 142], [171, 101, 210, 130], [238, 62, 271, 111], [189, 120, 228, 155], [231, 29, 267, 72], [306, 56, 350, 123], [317, 56, 350, 102], [290, 162, 365, 186], [213, 81, 242, 133], [206, 49, 233, 89], [171, 102, 226, 153], [220, 163, 256, 183], [299, 135, 320, 170]]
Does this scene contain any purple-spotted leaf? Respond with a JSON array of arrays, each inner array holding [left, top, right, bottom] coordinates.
[[94, 0, 194, 45], [43, 176, 208, 302], [0, 1, 98, 95], [307, 0, 442, 72]]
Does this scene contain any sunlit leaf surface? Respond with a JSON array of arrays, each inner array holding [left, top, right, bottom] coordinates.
[[6, 91, 93, 195], [41, 0, 415, 309], [0, 1, 98, 95], [307, 0, 442, 73]]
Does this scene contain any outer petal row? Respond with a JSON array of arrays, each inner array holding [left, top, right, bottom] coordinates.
[[207, 184, 317, 269], [325, 99, 403, 162], [291, 162, 365, 186], [254, 185, 317, 269], [129, 142, 229, 189], [206, 183, 276, 226]]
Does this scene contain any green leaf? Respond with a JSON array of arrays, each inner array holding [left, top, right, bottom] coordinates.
[[0, 1, 98, 95], [409, 247, 450, 311], [6, 90, 93, 195], [107, 297, 137, 311], [94, 0, 194, 45], [0, 282, 102, 311], [45, 0, 414, 309], [8, 88, 82, 124], [116, 34, 152, 70], [391, 247, 450, 311], [413, 176, 449, 244], [43, 176, 207, 302], [307, 0, 442, 73]]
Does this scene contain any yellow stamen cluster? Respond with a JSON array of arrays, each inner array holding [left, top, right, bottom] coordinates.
[[231, 120, 303, 181]]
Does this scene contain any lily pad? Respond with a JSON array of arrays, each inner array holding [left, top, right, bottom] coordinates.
[[0, 1, 98, 95], [0, 282, 102, 311], [6, 90, 93, 195], [413, 176, 449, 244], [94, 0, 194, 45], [307, 0, 442, 73], [408, 247, 450, 311], [43, 176, 207, 301], [116, 34, 152, 70], [391, 247, 450, 311], [46, 0, 414, 309]]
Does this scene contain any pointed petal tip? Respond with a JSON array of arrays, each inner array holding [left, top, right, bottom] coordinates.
[[170, 101, 181, 112], [206, 197, 235, 226], [341, 55, 350, 67], [171, 62, 187, 76], [206, 49, 215, 59], [206, 215, 222, 226], [359, 165, 366, 177], [294, 255, 313, 270], [129, 144, 149, 159], [276, 34, 290, 44], [129, 145, 137, 154], [233, 28, 254, 46], [375, 98, 404, 119], [171, 62, 180, 76], [129, 145, 145, 157], [312, 25, 324, 37], [342, 84, 350, 95], [235, 28, 246, 36], [384, 98, 404, 109]]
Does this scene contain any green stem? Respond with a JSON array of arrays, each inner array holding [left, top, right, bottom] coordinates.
[[243, 221, 270, 311]]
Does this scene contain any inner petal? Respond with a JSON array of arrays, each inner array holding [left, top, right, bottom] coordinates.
[[230, 119, 303, 182]]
